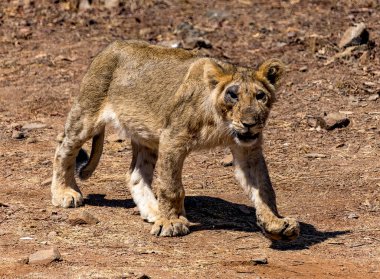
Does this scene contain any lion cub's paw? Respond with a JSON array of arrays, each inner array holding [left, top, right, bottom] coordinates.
[[52, 188, 83, 208], [261, 217, 300, 241], [150, 216, 190, 237]]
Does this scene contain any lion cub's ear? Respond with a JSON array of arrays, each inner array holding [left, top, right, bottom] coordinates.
[[256, 59, 285, 88], [204, 59, 230, 90]]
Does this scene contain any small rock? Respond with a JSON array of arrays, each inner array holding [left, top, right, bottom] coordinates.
[[104, 0, 119, 9], [157, 40, 183, 48], [48, 231, 58, 238], [68, 211, 99, 225], [299, 66, 308, 72], [338, 23, 369, 49], [137, 275, 151, 279], [17, 28, 32, 39], [22, 122, 47, 130], [368, 94, 379, 101], [183, 37, 212, 49], [206, 9, 230, 21], [18, 256, 29, 264], [322, 112, 350, 130], [348, 212, 359, 219], [28, 247, 61, 265], [139, 27, 152, 37], [307, 117, 319, 128], [359, 51, 369, 65], [251, 257, 268, 265], [305, 153, 328, 159], [12, 130, 26, 140], [335, 143, 345, 148], [20, 236, 34, 240], [26, 137, 37, 143], [220, 153, 234, 167], [9, 123, 22, 129]]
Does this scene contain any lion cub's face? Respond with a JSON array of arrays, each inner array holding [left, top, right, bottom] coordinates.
[[205, 59, 284, 146]]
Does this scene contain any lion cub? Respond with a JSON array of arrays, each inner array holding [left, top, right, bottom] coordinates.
[[51, 40, 300, 240]]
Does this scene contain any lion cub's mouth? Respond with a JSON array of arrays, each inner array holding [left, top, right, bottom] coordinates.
[[235, 132, 260, 142]]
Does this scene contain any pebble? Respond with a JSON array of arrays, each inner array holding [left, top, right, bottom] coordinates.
[[12, 130, 26, 140], [323, 112, 350, 130], [48, 231, 58, 238], [28, 247, 61, 265], [26, 137, 37, 143], [22, 122, 47, 130], [157, 40, 182, 48], [251, 257, 268, 265], [368, 93, 379, 101], [299, 66, 308, 72], [305, 153, 328, 159], [348, 212, 359, 219], [338, 23, 369, 48], [68, 211, 99, 225]]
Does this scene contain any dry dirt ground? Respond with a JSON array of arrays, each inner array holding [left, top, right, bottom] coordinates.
[[1, 1, 380, 278]]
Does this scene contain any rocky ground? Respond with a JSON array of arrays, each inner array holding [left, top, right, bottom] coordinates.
[[0, 0, 379, 278]]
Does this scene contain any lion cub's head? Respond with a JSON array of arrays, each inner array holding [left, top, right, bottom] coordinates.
[[204, 59, 284, 146]]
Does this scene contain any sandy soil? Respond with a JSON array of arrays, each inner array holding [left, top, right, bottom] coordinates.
[[0, 1, 379, 278]]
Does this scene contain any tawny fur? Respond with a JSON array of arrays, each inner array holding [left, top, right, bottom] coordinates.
[[51, 40, 300, 240]]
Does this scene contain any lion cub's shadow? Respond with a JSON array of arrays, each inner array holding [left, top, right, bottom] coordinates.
[[185, 196, 258, 232], [85, 194, 349, 250]]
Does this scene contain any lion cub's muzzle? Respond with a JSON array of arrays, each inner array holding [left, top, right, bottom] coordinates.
[[232, 125, 262, 146], [235, 131, 260, 143]]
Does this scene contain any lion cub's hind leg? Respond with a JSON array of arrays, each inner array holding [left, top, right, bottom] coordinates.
[[128, 141, 159, 223], [51, 104, 104, 208]]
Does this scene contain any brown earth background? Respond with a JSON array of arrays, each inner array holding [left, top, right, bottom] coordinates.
[[0, 0, 379, 278]]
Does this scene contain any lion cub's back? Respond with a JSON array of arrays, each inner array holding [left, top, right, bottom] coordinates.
[[106, 40, 200, 117]]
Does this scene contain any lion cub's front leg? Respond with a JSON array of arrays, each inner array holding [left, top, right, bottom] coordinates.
[[150, 135, 190, 237], [231, 146, 300, 241]]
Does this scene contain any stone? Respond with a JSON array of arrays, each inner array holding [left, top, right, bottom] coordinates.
[[307, 117, 319, 128], [220, 153, 233, 167], [26, 137, 37, 143], [48, 231, 58, 238], [368, 94, 379, 101], [251, 257, 268, 265], [104, 0, 119, 9], [12, 130, 26, 139], [183, 37, 212, 49], [157, 40, 182, 48], [322, 112, 350, 130], [305, 153, 328, 159], [338, 23, 369, 49], [299, 66, 308, 72], [348, 212, 359, 219], [18, 257, 29, 264], [68, 211, 99, 225], [22, 122, 47, 130], [28, 247, 61, 265], [139, 27, 152, 37]]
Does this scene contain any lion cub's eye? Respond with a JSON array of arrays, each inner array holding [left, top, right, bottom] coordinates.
[[256, 91, 267, 101], [225, 85, 239, 104]]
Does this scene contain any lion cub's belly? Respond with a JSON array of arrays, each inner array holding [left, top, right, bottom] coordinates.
[[98, 103, 160, 149]]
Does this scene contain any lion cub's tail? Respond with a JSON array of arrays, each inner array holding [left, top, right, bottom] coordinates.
[[75, 128, 105, 180]]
